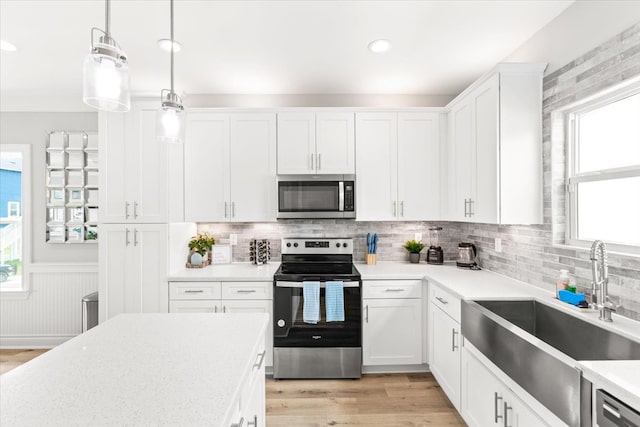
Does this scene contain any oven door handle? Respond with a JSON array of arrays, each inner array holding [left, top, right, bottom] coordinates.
[[275, 281, 360, 288]]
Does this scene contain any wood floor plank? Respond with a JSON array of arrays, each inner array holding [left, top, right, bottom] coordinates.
[[328, 413, 466, 426], [267, 397, 359, 416]]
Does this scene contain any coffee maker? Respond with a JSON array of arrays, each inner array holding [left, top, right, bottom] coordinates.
[[426, 226, 444, 265]]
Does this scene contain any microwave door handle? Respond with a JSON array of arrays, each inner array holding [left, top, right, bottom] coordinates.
[[339, 181, 345, 212]]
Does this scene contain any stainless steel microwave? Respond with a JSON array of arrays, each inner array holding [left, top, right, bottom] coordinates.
[[277, 175, 355, 219]]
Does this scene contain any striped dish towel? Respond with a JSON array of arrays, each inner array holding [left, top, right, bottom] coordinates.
[[325, 281, 345, 322]]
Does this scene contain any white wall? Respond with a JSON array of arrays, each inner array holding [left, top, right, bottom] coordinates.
[[505, 0, 640, 74]]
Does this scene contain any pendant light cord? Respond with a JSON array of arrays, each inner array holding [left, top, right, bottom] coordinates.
[[105, 0, 111, 36], [170, 0, 175, 93]]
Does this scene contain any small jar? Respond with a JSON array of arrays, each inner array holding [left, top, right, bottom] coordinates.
[[556, 269, 570, 298]]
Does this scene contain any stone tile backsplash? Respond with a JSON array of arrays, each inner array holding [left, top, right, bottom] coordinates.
[[199, 22, 640, 322]]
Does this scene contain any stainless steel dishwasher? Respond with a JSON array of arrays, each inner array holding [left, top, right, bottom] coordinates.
[[596, 390, 640, 427]]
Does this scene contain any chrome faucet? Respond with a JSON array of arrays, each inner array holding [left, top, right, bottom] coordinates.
[[590, 240, 620, 322]]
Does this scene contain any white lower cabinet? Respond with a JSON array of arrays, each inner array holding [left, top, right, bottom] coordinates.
[[462, 346, 548, 427], [225, 337, 266, 427], [430, 304, 461, 410], [362, 280, 423, 366], [168, 281, 273, 368]]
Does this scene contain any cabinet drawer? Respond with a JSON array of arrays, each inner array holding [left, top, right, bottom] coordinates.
[[169, 299, 220, 313], [222, 281, 273, 300], [169, 282, 221, 300], [430, 282, 461, 323], [363, 280, 423, 299]]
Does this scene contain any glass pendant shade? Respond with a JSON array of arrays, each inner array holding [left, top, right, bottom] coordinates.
[[157, 103, 185, 143], [82, 40, 130, 112]]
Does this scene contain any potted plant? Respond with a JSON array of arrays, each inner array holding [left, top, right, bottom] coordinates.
[[404, 239, 425, 263], [188, 232, 216, 265]]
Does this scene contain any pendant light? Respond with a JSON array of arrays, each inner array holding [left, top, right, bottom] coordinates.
[[156, 0, 185, 143], [82, 0, 131, 112]]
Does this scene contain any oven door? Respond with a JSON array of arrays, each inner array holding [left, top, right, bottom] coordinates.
[[273, 280, 361, 348], [277, 177, 355, 219]]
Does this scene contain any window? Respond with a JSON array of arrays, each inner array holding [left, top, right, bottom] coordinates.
[[566, 85, 640, 252], [0, 145, 30, 292]]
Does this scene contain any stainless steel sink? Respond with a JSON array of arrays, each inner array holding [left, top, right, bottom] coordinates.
[[461, 299, 640, 427]]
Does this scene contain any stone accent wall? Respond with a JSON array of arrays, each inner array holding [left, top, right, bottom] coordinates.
[[452, 22, 640, 321]]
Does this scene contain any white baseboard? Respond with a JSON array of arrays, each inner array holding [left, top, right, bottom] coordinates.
[[0, 335, 74, 349], [362, 364, 430, 374]]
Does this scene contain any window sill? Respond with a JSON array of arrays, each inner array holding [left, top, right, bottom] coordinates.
[[553, 242, 640, 258]]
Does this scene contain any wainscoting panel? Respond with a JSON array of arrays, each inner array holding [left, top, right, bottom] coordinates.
[[0, 265, 98, 348]]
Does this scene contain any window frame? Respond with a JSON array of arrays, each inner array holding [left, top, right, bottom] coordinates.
[[0, 144, 31, 295], [564, 81, 640, 255]]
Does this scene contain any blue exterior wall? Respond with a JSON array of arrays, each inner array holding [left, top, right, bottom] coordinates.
[[0, 169, 22, 222]]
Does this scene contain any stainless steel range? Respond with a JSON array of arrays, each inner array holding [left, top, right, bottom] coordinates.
[[273, 237, 362, 379]]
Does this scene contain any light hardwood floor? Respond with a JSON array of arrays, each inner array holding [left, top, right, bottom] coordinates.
[[1, 350, 466, 426]]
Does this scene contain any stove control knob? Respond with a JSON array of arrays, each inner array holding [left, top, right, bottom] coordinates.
[[286, 243, 291, 248], [293, 243, 299, 248], [336, 243, 340, 248], [343, 243, 348, 248], [277, 319, 286, 328]]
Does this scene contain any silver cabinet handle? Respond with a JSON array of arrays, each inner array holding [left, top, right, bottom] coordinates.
[[494, 392, 503, 423], [452, 328, 459, 351], [469, 199, 474, 217], [385, 288, 404, 292], [236, 289, 257, 294], [310, 153, 314, 170], [184, 290, 204, 294], [223, 306, 226, 313], [133, 229, 138, 246], [318, 153, 321, 170], [365, 305, 369, 323], [125, 228, 130, 246], [125, 201, 130, 219], [435, 296, 448, 305], [231, 202, 235, 218], [253, 351, 266, 370], [230, 417, 244, 427], [214, 305, 218, 313], [247, 415, 257, 427], [224, 202, 228, 218], [133, 201, 138, 219], [392, 201, 397, 217], [464, 199, 469, 217], [503, 402, 512, 427], [400, 201, 404, 217]]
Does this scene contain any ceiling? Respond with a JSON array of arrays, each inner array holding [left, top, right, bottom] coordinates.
[[0, 0, 574, 109]]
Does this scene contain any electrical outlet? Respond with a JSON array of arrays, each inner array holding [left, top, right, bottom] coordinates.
[[229, 233, 238, 246], [495, 237, 502, 253], [414, 232, 422, 242]]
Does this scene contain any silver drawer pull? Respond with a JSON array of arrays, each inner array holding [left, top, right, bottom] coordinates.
[[247, 415, 258, 427], [494, 392, 503, 423], [452, 328, 459, 351], [435, 296, 448, 305], [385, 288, 404, 292], [253, 351, 266, 370], [184, 290, 204, 294], [503, 402, 512, 427], [236, 289, 257, 294], [230, 417, 244, 427]]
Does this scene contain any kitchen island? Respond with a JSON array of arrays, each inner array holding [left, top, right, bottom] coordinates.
[[0, 313, 269, 426]]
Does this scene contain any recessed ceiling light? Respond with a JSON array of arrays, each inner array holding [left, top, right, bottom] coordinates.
[[0, 39, 17, 52], [368, 39, 391, 53], [158, 39, 182, 52]]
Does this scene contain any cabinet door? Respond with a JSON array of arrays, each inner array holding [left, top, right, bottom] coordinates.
[[355, 113, 398, 221], [229, 114, 277, 221], [510, 393, 548, 427], [472, 74, 499, 224], [99, 112, 129, 223], [129, 102, 168, 223], [315, 112, 355, 174], [397, 112, 441, 220], [450, 100, 473, 222], [461, 347, 508, 427], [135, 224, 168, 314], [222, 300, 274, 367], [363, 298, 422, 366], [431, 304, 461, 410], [169, 300, 221, 313], [277, 113, 316, 174], [184, 112, 229, 222], [98, 224, 129, 321]]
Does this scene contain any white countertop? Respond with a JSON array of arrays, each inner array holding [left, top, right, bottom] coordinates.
[[578, 360, 640, 410], [0, 313, 269, 426], [169, 262, 280, 281]]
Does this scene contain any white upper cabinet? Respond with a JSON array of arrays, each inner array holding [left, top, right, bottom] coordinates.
[[277, 112, 355, 175], [447, 63, 545, 224], [99, 100, 183, 224], [356, 112, 441, 221], [185, 111, 277, 222]]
